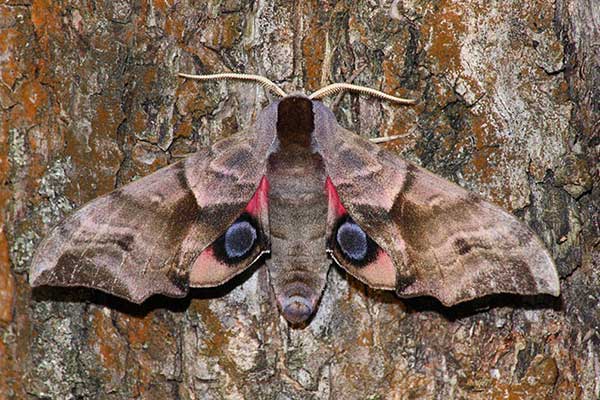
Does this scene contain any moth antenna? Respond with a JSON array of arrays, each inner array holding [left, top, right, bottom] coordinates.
[[178, 73, 287, 98], [309, 83, 416, 105]]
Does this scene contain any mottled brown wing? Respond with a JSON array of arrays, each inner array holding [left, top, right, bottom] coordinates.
[[313, 103, 559, 306], [30, 117, 276, 303]]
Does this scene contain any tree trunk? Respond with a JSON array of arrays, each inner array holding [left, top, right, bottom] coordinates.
[[1, 1, 597, 399]]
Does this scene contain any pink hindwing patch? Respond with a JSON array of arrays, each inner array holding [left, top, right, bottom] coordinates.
[[325, 177, 396, 289], [189, 176, 270, 287]]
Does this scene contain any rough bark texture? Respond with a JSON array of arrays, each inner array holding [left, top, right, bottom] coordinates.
[[1, 1, 598, 399]]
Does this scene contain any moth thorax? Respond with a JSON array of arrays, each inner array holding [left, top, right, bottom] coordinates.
[[276, 96, 315, 148]]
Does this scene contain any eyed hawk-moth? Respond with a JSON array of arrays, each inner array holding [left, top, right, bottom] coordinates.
[[29, 74, 560, 325]]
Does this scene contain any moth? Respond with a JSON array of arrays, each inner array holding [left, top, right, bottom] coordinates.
[[30, 73, 560, 324]]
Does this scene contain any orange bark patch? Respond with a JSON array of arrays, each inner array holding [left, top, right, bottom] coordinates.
[[470, 114, 493, 171], [356, 329, 374, 347], [92, 100, 125, 141], [165, 14, 184, 39], [176, 79, 215, 117], [122, 314, 153, 347], [143, 67, 157, 86], [0, 5, 16, 26], [0, 99, 14, 323], [221, 14, 242, 49], [191, 300, 231, 353], [153, 0, 171, 14], [90, 308, 124, 369], [15, 80, 48, 126], [430, 74, 458, 107], [174, 118, 193, 138], [31, 0, 63, 52], [389, 373, 433, 399], [302, 27, 326, 91], [382, 108, 417, 141], [0, 28, 25, 88], [382, 35, 413, 98], [187, 300, 255, 383], [301, 0, 329, 91], [423, 2, 465, 73], [0, 224, 14, 323], [0, 334, 10, 396], [132, 109, 148, 136], [488, 356, 559, 400], [462, 110, 508, 190]]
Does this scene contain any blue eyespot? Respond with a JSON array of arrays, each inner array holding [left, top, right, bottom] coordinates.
[[224, 220, 257, 259], [336, 220, 368, 261]]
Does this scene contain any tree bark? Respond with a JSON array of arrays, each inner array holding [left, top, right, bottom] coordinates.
[[1, 0, 597, 399]]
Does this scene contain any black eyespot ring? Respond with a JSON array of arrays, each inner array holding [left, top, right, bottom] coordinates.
[[331, 215, 378, 267], [213, 213, 259, 264]]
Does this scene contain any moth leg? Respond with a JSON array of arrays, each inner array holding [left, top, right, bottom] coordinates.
[[369, 134, 409, 144]]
